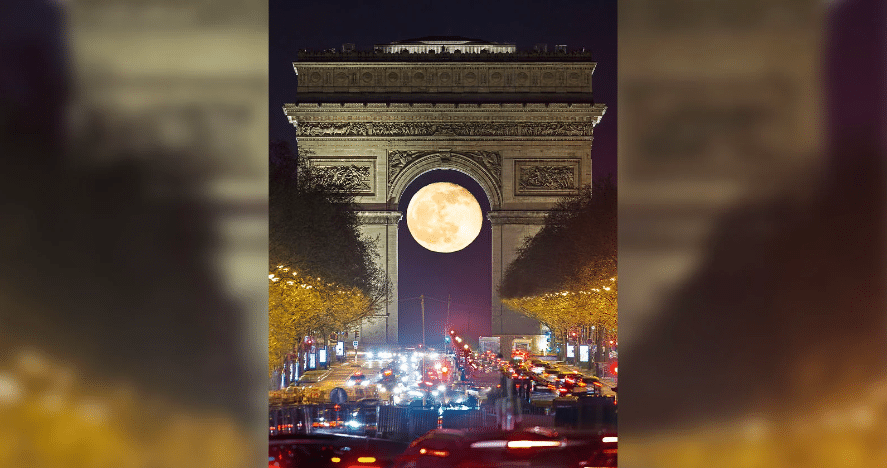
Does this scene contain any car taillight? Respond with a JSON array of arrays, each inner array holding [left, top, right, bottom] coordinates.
[[507, 440, 562, 449], [419, 448, 450, 457], [357, 457, 376, 463]]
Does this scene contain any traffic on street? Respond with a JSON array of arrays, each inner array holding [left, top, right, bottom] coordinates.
[[269, 332, 617, 467]]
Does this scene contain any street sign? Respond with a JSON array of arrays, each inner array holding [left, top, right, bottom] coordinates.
[[353, 340, 359, 347], [586, 338, 593, 345]]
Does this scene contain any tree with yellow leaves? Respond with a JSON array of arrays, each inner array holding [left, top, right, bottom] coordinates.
[[269, 141, 390, 385], [269, 265, 378, 378], [500, 177, 616, 367]]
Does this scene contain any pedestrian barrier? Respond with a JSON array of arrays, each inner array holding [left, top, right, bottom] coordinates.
[[269, 406, 308, 435], [552, 394, 617, 430], [408, 408, 439, 439], [440, 409, 498, 429], [377, 405, 409, 440]]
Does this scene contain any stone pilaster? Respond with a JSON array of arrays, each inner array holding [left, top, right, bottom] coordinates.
[[355, 211, 402, 345], [488, 211, 549, 335]]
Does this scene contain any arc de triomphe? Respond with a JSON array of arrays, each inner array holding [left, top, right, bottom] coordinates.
[[284, 37, 606, 345]]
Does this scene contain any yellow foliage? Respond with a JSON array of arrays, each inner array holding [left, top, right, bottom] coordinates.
[[504, 267, 617, 339], [269, 265, 374, 374]]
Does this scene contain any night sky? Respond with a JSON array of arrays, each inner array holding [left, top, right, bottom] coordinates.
[[270, 0, 616, 346]]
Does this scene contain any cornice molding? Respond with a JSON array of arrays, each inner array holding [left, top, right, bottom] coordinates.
[[355, 211, 403, 225], [284, 102, 605, 112], [293, 121, 598, 138], [487, 210, 551, 225]]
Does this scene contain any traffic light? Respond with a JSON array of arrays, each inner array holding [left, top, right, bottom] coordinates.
[[354, 329, 359, 340], [445, 336, 451, 343]]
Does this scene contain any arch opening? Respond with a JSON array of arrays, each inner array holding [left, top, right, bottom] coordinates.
[[388, 151, 502, 210], [396, 169, 493, 347]]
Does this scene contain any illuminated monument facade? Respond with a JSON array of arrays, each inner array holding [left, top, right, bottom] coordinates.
[[284, 37, 606, 345]]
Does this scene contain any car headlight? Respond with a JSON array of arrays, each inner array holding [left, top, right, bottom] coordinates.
[[346, 381, 355, 387]]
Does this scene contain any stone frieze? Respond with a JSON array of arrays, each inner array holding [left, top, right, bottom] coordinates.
[[297, 121, 594, 137]]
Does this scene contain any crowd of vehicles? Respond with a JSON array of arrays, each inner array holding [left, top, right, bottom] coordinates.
[[270, 340, 616, 467]]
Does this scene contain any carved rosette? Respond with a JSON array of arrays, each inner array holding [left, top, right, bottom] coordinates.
[[297, 121, 594, 138]]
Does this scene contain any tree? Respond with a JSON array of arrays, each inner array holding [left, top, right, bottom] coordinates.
[[268, 141, 389, 381], [268, 265, 376, 376], [499, 177, 617, 365]]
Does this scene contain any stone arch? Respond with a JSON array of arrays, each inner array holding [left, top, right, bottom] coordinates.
[[387, 151, 503, 209]]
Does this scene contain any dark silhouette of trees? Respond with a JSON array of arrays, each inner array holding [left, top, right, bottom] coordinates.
[[499, 177, 617, 366], [500, 176, 617, 299], [269, 140, 385, 297]]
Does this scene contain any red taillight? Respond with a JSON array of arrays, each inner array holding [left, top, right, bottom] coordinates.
[[420, 447, 450, 457], [507, 440, 562, 449]]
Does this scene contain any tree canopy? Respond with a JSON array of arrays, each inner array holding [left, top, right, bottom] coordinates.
[[268, 140, 388, 376], [499, 177, 617, 341], [269, 140, 385, 296]]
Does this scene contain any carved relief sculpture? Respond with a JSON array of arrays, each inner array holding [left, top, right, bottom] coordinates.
[[312, 164, 372, 193], [518, 165, 576, 191], [297, 121, 594, 138]]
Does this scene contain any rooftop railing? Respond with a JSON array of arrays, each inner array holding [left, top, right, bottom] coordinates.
[[296, 49, 594, 62]]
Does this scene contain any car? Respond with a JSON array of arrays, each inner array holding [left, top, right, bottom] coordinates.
[[345, 399, 381, 436], [542, 368, 561, 382], [529, 386, 558, 406], [295, 370, 327, 386], [393, 427, 589, 468], [346, 372, 367, 387], [580, 376, 604, 395]]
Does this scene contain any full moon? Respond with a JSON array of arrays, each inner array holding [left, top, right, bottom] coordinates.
[[406, 182, 483, 253]]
